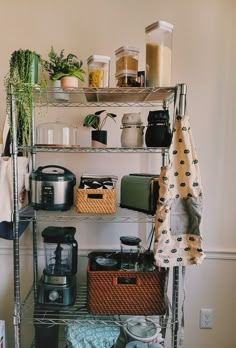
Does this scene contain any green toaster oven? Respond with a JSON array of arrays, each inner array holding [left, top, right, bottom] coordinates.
[[120, 174, 159, 215]]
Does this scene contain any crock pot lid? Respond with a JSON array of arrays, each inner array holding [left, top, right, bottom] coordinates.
[[32, 173, 75, 181]]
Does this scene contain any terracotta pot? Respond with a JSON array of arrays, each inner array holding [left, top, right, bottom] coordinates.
[[91, 130, 107, 148], [60, 76, 78, 90]]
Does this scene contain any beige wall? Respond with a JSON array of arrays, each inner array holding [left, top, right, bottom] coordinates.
[[0, 0, 235, 347]]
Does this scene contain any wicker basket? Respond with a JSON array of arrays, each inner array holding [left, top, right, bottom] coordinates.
[[87, 261, 167, 316], [76, 188, 116, 214]]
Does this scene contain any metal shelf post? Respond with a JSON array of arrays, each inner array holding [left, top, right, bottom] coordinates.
[[11, 92, 21, 348]]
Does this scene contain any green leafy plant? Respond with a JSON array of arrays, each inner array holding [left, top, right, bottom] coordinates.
[[83, 110, 117, 131], [4, 49, 45, 146], [43, 46, 86, 81]]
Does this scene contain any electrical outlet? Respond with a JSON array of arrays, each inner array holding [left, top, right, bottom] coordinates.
[[200, 308, 213, 329]]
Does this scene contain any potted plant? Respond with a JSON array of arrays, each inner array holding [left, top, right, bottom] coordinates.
[[4, 49, 45, 146], [83, 110, 117, 147], [43, 46, 86, 90]]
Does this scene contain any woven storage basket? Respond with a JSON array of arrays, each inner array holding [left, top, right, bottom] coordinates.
[[87, 261, 167, 316], [76, 188, 116, 214]]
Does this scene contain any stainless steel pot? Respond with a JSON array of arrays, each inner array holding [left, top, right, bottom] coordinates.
[[30, 165, 76, 211]]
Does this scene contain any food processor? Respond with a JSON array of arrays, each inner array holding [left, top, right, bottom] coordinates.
[[37, 226, 78, 306]]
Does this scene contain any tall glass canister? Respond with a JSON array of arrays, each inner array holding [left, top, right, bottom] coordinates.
[[145, 20, 173, 87]]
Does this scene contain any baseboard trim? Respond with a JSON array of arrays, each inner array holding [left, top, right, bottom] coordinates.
[[204, 249, 236, 260]]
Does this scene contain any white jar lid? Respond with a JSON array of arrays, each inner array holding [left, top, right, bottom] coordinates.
[[115, 46, 140, 56], [145, 20, 174, 33], [87, 55, 111, 64]]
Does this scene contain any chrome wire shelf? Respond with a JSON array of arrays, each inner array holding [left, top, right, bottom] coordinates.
[[22, 146, 169, 153], [19, 206, 154, 223], [21, 284, 175, 329], [33, 86, 176, 107]]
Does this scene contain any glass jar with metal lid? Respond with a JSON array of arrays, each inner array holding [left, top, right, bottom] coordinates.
[[120, 112, 144, 147]]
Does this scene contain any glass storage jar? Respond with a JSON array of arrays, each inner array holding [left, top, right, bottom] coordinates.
[[120, 236, 142, 271], [145, 20, 173, 87], [120, 112, 144, 147], [115, 46, 139, 80], [87, 55, 111, 88]]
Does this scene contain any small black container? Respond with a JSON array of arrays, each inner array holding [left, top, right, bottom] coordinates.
[[145, 110, 172, 147]]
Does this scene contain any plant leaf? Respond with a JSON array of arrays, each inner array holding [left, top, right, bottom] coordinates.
[[107, 113, 117, 119], [95, 110, 106, 116]]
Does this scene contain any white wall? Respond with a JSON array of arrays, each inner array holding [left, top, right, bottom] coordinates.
[[0, 0, 235, 347]]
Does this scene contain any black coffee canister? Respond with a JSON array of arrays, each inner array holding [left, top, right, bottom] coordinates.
[[145, 110, 172, 147]]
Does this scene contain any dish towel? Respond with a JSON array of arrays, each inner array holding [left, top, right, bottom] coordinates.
[[154, 115, 205, 267], [0, 117, 29, 239], [66, 320, 120, 348]]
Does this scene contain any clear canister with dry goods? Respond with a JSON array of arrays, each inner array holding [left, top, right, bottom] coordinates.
[[87, 55, 111, 88], [145, 20, 173, 87], [115, 46, 139, 86]]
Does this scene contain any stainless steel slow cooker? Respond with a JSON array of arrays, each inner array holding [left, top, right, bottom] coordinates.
[[30, 165, 76, 211]]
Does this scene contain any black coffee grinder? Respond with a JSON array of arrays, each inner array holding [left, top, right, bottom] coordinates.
[[37, 226, 78, 306]]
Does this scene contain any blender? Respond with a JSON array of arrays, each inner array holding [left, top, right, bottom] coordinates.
[[37, 226, 78, 306]]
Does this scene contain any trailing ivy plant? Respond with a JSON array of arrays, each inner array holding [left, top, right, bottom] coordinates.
[[4, 49, 45, 146]]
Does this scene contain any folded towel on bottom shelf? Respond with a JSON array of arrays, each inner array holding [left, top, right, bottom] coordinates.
[[65, 321, 120, 348]]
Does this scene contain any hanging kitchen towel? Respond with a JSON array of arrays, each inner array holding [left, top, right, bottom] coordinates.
[[154, 115, 205, 267], [0, 155, 29, 222], [0, 117, 29, 239]]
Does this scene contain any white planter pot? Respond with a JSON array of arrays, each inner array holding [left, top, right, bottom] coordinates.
[[52, 80, 69, 101]]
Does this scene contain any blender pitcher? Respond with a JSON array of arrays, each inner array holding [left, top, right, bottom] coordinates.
[[42, 226, 78, 277], [120, 236, 143, 271]]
